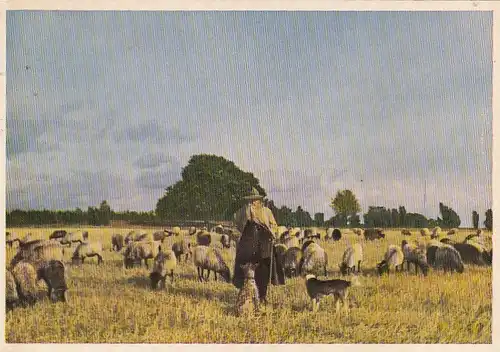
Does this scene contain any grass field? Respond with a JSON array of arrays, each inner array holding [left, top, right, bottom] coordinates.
[[4, 227, 492, 343]]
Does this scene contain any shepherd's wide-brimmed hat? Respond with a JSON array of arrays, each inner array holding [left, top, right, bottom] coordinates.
[[243, 187, 264, 201]]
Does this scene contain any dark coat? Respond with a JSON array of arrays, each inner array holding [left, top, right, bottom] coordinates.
[[232, 221, 285, 297]]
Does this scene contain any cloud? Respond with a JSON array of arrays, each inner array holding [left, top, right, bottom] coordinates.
[[114, 121, 194, 144], [133, 153, 180, 170]]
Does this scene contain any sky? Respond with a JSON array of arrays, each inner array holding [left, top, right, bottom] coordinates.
[[4, 11, 493, 226]]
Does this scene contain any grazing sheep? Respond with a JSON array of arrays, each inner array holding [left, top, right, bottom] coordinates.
[[339, 243, 363, 275], [235, 262, 260, 317], [282, 246, 302, 278], [401, 240, 429, 276], [433, 245, 465, 273], [420, 228, 431, 237], [60, 231, 87, 246], [364, 228, 385, 241], [153, 230, 172, 243], [111, 233, 125, 252], [6, 269, 19, 311], [49, 230, 68, 240], [299, 240, 328, 277], [11, 261, 38, 306], [453, 243, 489, 266], [377, 245, 405, 275], [150, 249, 177, 289], [196, 231, 212, 246], [124, 231, 135, 245], [72, 241, 104, 265], [352, 228, 364, 236], [124, 240, 162, 269], [11, 240, 64, 268], [401, 229, 412, 236], [171, 239, 192, 263], [38, 260, 68, 303], [193, 245, 231, 282]]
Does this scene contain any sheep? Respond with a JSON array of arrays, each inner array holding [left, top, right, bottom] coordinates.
[[274, 243, 288, 265], [299, 240, 328, 277], [134, 231, 152, 242], [377, 245, 405, 275], [420, 228, 431, 237], [339, 243, 363, 275], [235, 262, 260, 317], [11, 239, 64, 268], [431, 226, 442, 239], [171, 226, 182, 236], [282, 234, 301, 248], [6, 232, 20, 247], [6, 269, 19, 311], [171, 239, 192, 263], [227, 229, 241, 246], [124, 231, 135, 245], [433, 244, 465, 273], [220, 234, 231, 249], [304, 228, 321, 241], [325, 228, 342, 241], [282, 246, 302, 278], [192, 245, 231, 282], [188, 226, 198, 236], [401, 229, 412, 236], [111, 233, 124, 252], [60, 231, 88, 246], [150, 249, 177, 289], [447, 228, 458, 236], [211, 224, 224, 234], [153, 230, 171, 243], [72, 241, 104, 265], [196, 231, 212, 246], [11, 261, 38, 307], [38, 260, 68, 303], [124, 240, 162, 269], [49, 230, 68, 240], [352, 228, 364, 236], [453, 242, 489, 266], [401, 240, 429, 276], [364, 228, 385, 241]]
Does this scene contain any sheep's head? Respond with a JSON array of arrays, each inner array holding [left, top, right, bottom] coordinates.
[[220, 267, 231, 283]]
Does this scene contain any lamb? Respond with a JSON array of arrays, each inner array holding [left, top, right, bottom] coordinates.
[[6, 269, 19, 311], [299, 240, 328, 277], [282, 246, 302, 278], [124, 240, 162, 269], [111, 233, 124, 252], [72, 241, 104, 265], [452, 242, 489, 266], [11, 261, 38, 307], [235, 262, 260, 317], [433, 244, 465, 273], [364, 228, 385, 241], [401, 240, 429, 276], [401, 229, 412, 236], [377, 245, 405, 275], [171, 239, 192, 263], [339, 243, 363, 275], [192, 245, 231, 282], [149, 248, 177, 289]]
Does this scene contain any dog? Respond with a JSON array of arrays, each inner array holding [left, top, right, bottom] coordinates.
[[305, 274, 360, 314], [235, 262, 260, 317]]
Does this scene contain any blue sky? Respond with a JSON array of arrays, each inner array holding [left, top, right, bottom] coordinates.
[[5, 11, 492, 226]]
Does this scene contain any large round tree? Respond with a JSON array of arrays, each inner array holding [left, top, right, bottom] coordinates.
[[155, 154, 266, 221]]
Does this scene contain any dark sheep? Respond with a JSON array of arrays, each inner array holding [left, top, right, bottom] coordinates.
[[150, 249, 177, 289], [38, 260, 68, 303], [426, 245, 439, 267], [332, 228, 342, 241], [453, 243, 489, 266], [196, 231, 212, 246], [111, 233, 124, 252], [49, 230, 68, 240], [153, 230, 173, 243], [434, 245, 465, 273], [364, 228, 386, 241], [282, 246, 302, 278]]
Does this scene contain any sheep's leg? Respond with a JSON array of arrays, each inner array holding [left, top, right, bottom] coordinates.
[[144, 259, 149, 269], [205, 270, 211, 281], [170, 270, 174, 284], [97, 254, 103, 265], [357, 261, 361, 273], [415, 263, 419, 275], [81, 256, 85, 264], [214, 272, 218, 281], [161, 277, 166, 289]]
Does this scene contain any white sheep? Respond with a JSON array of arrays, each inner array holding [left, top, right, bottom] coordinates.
[[192, 245, 231, 282], [339, 243, 363, 275]]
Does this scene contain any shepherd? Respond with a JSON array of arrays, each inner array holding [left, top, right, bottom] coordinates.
[[232, 187, 286, 304]]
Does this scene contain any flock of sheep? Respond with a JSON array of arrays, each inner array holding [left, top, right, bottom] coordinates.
[[4, 225, 493, 314]]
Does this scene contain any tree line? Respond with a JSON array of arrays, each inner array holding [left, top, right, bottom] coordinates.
[[6, 154, 493, 230]]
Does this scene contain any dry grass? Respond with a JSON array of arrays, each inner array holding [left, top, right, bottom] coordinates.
[[4, 227, 492, 343]]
